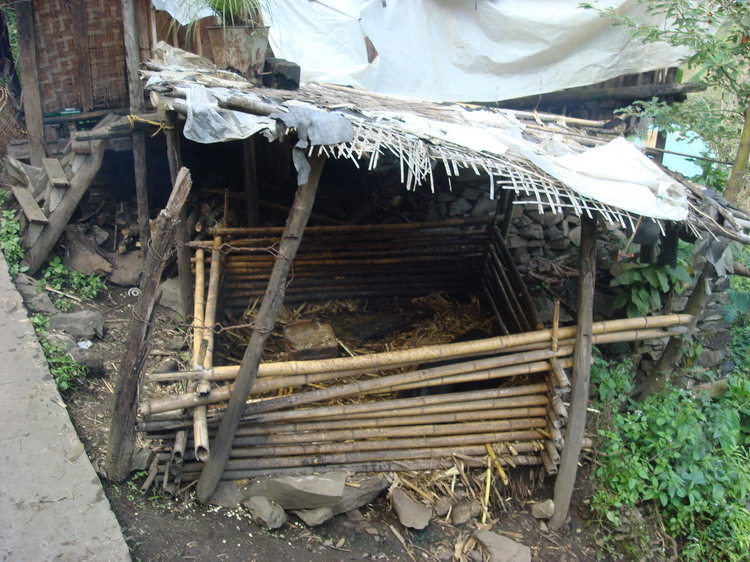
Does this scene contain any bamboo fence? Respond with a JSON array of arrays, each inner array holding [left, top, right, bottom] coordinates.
[[141, 222, 692, 489]]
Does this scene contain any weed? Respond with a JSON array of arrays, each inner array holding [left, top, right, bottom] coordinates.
[[30, 314, 88, 391], [590, 357, 750, 561], [0, 187, 10, 207], [41, 256, 106, 302], [0, 210, 27, 276]]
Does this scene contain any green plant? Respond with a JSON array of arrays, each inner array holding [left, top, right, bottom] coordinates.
[[41, 257, 106, 301], [0, 187, 10, 207], [580, 0, 750, 206], [207, 0, 265, 25], [591, 358, 750, 560], [29, 314, 88, 391], [0, 209, 27, 276], [610, 258, 692, 317]]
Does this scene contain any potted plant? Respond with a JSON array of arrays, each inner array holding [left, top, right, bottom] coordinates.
[[205, 0, 270, 81]]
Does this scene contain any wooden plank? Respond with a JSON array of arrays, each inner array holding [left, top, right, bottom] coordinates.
[[12, 186, 48, 224], [15, 1, 46, 166], [106, 168, 192, 482], [549, 213, 597, 531], [42, 158, 70, 188], [196, 154, 327, 503], [70, 0, 93, 112]]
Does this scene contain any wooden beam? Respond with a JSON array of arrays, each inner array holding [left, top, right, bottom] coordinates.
[[42, 158, 70, 188], [549, 213, 597, 530], [195, 154, 327, 503], [15, 0, 45, 166], [70, 0, 93, 112], [24, 141, 106, 275], [164, 110, 193, 318], [120, 0, 150, 257], [106, 168, 192, 481]]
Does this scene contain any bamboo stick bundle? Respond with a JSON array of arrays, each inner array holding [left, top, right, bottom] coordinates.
[[231, 418, 547, 449], [138, 384, 551, 433], [139, 350, 569, 417], [174, 455, 543, 481], [177, 440, 546, 474]]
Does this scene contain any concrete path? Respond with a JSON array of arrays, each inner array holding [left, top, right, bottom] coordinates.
[[0, 255, 130, 561]]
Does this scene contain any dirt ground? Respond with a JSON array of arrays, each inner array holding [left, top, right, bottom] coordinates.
[[55, 288, 604, 561]]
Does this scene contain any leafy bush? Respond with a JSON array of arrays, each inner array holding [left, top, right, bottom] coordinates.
[[591, 358, 750, 561], [609, 259, 691, 317], [41, 256, 106, 301], [30, 314, 88, 391], [0, 210, 27, 276]]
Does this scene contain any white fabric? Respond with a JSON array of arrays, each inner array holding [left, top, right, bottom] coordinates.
[[152, 1, 689, 102]]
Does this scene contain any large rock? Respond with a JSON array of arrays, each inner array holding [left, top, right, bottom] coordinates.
[[243, 472, 347, 510], [63, 227, 113, 277], [392, 488, 431, 530], [243, 496, 287, 529], [209, 481, 244, 508], [157, 278, 183, 315], [450, 500, 482, 525], [473, 530, 531, 562], [68, 347, 106, 376], [530, 499, 555, 520], [109, 251, 143, 287], [14, 274, 57, 314], [290, 475, 388, 526], [49, 310, 104, 339]]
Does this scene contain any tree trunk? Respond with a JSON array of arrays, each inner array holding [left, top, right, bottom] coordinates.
[[725, 106, 750, 211]]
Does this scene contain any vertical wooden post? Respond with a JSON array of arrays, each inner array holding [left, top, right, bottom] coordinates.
[[15, 0, 46, 166], [165, 110, 193, 318], [106, 168, 192, 481], [196, 154, 327, 502], [549, 213, 597, 530], [120, 0, 150, 257], [243, 137, 261, 226]]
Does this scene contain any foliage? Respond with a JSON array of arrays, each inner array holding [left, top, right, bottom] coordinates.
[[206, 0, 265, 25], [591, 357, 750, 560], [41, 257, 106, 301], [0, 1, 19, 85], [609, 257, 691, 317], [30, 314, 88, 391], [0, 187, 9, 207], [0, 209, 27, 276]]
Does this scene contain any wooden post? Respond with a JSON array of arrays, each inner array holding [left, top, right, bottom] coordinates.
[[70, 0, 93, 112], [106, 168, 192, 481], [549, 213, 597, 530], [120, 0, 151, 257], [243, 137, 260, 226], [15, 0, 46, 166], [164, 110, 193, 318], [195, 154, 327, 503]]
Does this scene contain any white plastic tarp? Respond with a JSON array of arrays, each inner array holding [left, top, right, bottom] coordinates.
[[152, 1, 689, 103]]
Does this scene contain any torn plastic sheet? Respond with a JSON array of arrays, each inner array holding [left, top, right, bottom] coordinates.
[[271, 102, 355, 148], [152, 0, 213, 26], [518, 138, 688, 222], [183, 84, 274, 143]]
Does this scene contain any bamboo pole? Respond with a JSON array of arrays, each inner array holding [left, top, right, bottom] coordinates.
[[551, 300, 560, 352], [195, 154, 328, 504], [191, 248, 205, 361], [549, 357, 570, 391]]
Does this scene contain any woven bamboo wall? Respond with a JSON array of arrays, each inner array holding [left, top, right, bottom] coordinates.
[[32, 0, 127, 114]]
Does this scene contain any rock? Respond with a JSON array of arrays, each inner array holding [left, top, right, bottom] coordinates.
[[262, 57, 301, 90], [27, 291, 58, 314], [129, 447, 153, 472], [346, 509, 365, 522], [91, 225, 109, 246], [449, 198, 473, 216], [461, 187, 482, 201], [433, 497, 451, 517], [548, 237, 571, 251], [63, 227, 113, 277], [518, 223, 544, 240], [450, 500, 482, 525], [473, 530, 531, 562], [243, 496, 287, 529], [335, 475, 388, 514], [544, 225, 563, 241], [45, 332, 77, 352], [209, 481, 244, 508], [568, 226, 581, 246], [109, 251, 143, 286], [68, 347, 106, 376], [392, 488, 431, 530], [14, 273, 41, 299], [49, 310, 105, 339], [154, 358, 179, 373], [505, 235, 526, 250], [292, 506, 334, 526], [527, 210, 564, 227], [471, 196, 498, 217], [468, 550, 483, 562], [243, 472, 347, 510], [530, 499, 555, 520], [157, 278, 183, 315]]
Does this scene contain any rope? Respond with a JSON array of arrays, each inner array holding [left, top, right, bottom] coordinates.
[[127, 114, 174, 137]]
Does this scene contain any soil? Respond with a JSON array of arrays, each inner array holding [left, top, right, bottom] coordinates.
[[53, 288, 604, 561]]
